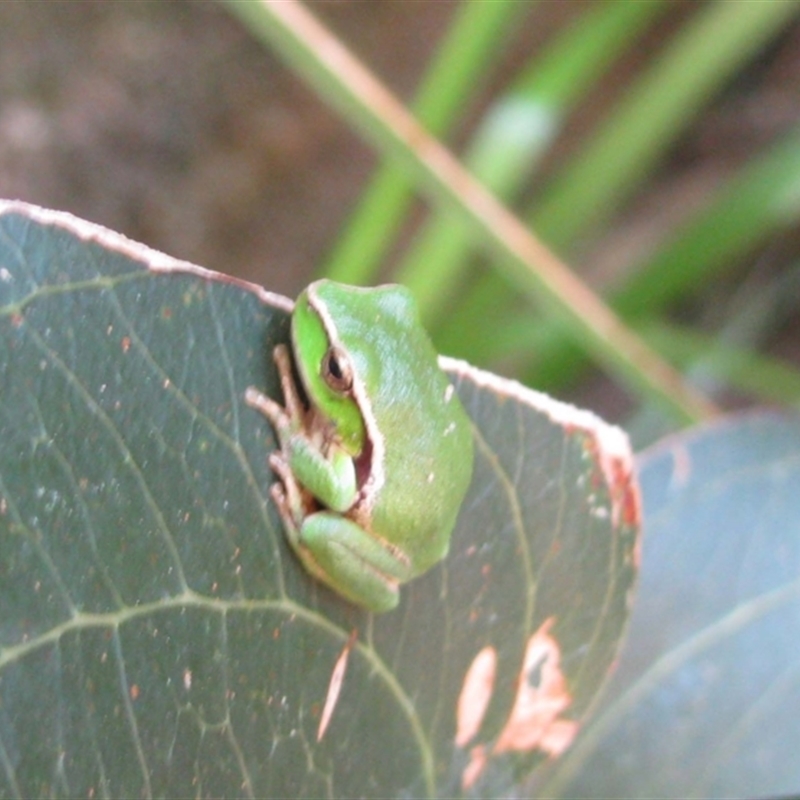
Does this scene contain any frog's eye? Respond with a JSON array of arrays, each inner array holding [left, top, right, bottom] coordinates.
[[321, 346, 354, 394]]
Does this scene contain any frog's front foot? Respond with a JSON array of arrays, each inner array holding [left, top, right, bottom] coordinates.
[[268, 451, 310, 533]]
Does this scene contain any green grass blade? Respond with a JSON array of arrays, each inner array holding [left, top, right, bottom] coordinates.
[[396, 0, 668, 321], [437, 0, 799, 376], [477, 128, 800, 390], [433, 0, 797, 355], [530, 0, 800, 252], [317, 0, 529, 285], [615, 129, 800, 314]]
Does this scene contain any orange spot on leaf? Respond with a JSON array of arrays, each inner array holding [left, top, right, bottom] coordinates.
[[493, 617, 578, 757], [455, 646, 497, 748], [455, 619, 583, 791], [317, 629, 357, 742]]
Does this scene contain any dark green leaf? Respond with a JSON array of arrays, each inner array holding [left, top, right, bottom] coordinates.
[[0, 202, 639, 798], [534, 412, 800, 799]]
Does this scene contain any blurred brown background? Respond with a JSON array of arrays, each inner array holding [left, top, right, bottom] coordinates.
[[1, 1, 798, 338]]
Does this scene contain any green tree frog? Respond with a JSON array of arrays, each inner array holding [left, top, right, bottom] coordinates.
[[245, 280, 473, 613]]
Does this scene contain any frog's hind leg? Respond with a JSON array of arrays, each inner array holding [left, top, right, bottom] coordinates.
[[297, 512, 414, 613]]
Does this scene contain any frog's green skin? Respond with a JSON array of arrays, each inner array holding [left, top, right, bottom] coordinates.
[[245, 279, 473, 613]]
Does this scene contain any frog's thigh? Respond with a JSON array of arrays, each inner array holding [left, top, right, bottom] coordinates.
[[300, 512, 412, 609]]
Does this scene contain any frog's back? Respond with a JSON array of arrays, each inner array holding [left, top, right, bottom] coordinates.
[[317, 281, 474, 575]]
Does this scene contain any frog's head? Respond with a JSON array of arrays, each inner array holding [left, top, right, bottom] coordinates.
[[291, 282, 368, 458]]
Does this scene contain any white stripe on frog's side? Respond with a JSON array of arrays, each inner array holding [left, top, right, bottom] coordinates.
[[307, 282, 386, 518]]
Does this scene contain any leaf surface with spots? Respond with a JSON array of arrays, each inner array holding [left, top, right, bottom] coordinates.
[[0, 202, 639, 799]]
